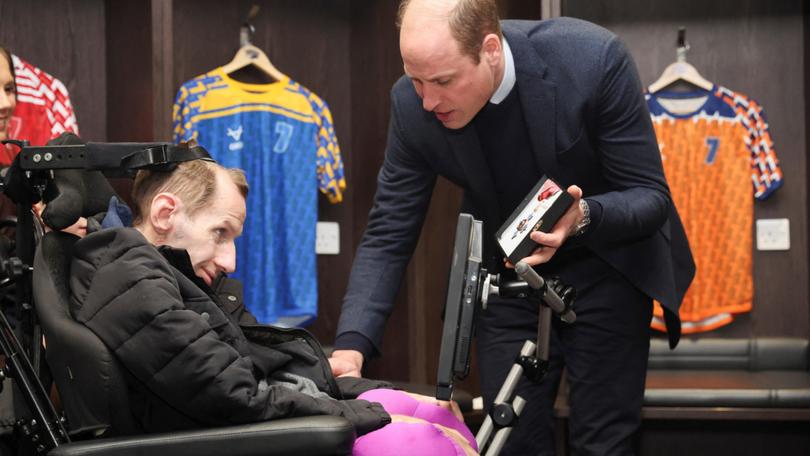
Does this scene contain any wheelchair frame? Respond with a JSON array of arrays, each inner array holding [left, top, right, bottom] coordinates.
[[0, 140, 210, 453]]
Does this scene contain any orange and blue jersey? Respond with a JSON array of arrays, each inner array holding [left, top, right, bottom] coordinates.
[[646, 85, 782, 333], [173, 69, 346, 326]]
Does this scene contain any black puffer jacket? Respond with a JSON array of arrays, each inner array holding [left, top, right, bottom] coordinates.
[[70, 227, 391, 434]]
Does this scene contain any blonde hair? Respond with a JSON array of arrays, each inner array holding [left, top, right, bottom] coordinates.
[[131, 160, 248, 225], [397, 0, 501, 64]]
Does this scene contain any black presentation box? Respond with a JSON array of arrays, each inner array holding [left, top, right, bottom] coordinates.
[[495, 176, 574, 265]]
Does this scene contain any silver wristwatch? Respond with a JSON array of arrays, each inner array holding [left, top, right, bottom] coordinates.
[[573, 199, 590, 236]]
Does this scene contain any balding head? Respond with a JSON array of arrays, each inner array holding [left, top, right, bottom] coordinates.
[[131, 159, 247, 227], [398, 0, 501, 64]]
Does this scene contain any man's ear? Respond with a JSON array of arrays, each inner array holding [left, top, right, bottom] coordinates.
[[481, 33, 502, 67], [149, 193, 182, 236]]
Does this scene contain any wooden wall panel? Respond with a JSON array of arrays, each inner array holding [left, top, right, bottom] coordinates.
[[171, 0, 352, 115], [106, 0, 152, 142], [500, 0, 542, 19], [0, 0, 106, 141], [806, 0, 810, 340], [151, 0, 173, 142], [565, 0, 809, 341], [341, 0, 409, 381]]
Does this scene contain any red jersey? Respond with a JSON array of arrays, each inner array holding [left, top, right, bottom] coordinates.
[[3, 55, 79, 165]]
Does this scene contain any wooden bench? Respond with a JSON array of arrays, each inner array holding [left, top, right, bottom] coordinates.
[[554, 337, 810, 455]]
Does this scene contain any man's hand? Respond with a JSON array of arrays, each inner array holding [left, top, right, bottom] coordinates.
[[329, 349, 364, 378], [506, 185, 584, 268]]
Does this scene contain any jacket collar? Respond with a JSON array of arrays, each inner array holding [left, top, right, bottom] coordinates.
[[157, 245, 213, 293], [504, 24, 559, 181]]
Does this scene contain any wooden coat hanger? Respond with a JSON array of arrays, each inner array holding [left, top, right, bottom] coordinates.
[[221, 7, 287, 82], [648, 28, 713, 93]]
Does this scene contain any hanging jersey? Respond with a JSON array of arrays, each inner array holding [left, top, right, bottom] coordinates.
[[5, 55, 79, 164], [646, 85, 782, 333], [173, 69, 345, 326]]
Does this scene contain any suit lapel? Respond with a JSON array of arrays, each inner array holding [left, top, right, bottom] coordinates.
[[446, 127, 501, 223], [504, 26, 560, 180]]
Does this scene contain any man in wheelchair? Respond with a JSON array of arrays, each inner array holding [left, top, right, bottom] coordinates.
[[40, 153, 475, 455]]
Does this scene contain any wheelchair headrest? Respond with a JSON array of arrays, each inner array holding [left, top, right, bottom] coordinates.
[[38, 133, 119, 230]]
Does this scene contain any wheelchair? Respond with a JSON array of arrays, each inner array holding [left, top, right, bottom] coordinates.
[[0, 139, 356, 455], [0, 138, 504, 456]]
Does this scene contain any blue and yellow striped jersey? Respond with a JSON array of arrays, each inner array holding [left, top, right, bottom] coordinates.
[[173, 69, 346, 326], [646, 85, 782, 333]]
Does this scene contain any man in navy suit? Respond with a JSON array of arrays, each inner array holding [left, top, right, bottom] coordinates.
[[330, 0, 695, 454]]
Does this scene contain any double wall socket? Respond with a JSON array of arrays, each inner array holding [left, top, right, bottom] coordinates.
[[316, 221, 340, 255], [756, 218, 790, 251]]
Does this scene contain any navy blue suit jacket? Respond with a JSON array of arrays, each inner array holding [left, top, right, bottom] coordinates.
[[337, 18, 695, 352]]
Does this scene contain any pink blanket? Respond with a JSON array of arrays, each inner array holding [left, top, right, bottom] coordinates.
[[352, 389, 477, 455]]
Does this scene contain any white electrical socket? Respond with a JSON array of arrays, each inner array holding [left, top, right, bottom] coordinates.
[[315, 221, 340, 255], [756, 218, 790, 251]]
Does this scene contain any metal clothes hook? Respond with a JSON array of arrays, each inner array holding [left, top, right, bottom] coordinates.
[[676, 27, 690, 63], [239, 4, 261, 47]]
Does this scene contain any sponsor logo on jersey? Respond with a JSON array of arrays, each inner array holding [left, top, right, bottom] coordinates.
[[227, 125, 244, 151]]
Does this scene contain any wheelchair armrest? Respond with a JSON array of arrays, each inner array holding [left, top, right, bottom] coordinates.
[[48, 416, 356, 456]]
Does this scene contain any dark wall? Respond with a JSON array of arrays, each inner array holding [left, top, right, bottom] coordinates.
[[343, 0, 409, 380], [564, 0, 809, 341], [0, 0, 107, 141], [106, 0, 152, 142]]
